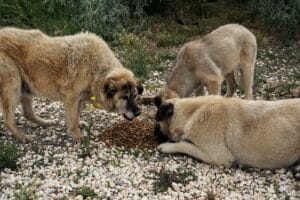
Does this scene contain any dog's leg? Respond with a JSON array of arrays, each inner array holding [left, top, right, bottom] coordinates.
[[158, 141, 215, 164], [195, 82, 205, 96], [0, 74, 32, 142], [240, 66, 254, 100], [206, 80, 222, 95], [196, 58, 222, 96], [158, 141, 234, 167], [63, 97, 82, 141], [240, 43, 256, 100], [2, 96, 33, 143], [77, 100, 88, 128], [224, 72, 237, 98], [21, 94, 55, 126]]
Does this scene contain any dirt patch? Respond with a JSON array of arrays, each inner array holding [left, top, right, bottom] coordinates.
[[99, 119, 168, 150]]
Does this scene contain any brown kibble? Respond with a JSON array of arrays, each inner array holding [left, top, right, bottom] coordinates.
[[99, 119, 161, 150]]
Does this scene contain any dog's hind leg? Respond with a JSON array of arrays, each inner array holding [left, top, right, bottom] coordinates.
[[20, 94, 55, 126], [196, 58, 223, 96], [224, 72, 237, 98], [240, 42, 256, 100], [0, 58, 32, 142], [195, 82, 205, 96]]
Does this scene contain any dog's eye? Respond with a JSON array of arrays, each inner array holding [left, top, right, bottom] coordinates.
[[122, 96, 129, 100]]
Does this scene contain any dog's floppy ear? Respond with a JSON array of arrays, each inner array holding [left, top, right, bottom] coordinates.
[[155, 102, 174, 122], [137, 80, 144, 95], [103, 79, 117, 98], [154, 96, 162, 107]]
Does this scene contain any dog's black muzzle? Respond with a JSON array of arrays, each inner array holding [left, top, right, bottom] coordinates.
[[123, 97, 141, 120], [154, 123, 169, 143]]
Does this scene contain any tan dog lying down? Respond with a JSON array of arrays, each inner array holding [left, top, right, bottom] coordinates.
[[0, 27, 143, 143], [155, 96, 300, 178], [155, 24, 256, 105]]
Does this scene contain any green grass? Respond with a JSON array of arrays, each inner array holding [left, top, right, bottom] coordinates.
[[31, 143, 44, 155], [0, 141, 18, 171], [151, 167, 197, 194], [78, 123, 93, 158], [74, 186, 98, 199], [130, 43, 149, 80], [14, 178, 40, 200]]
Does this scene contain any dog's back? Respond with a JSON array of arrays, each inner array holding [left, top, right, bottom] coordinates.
[[181, 24, 256, 74], [225, 98, 300, 168], [0, 28, 46, 66], [168, 97, 300, 168], [161, 24, 256, 100]]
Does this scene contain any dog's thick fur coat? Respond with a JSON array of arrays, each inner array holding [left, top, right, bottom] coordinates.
[[155, 24, 257, 105], [156, 96, 300, 171], [0, 27, 143, 142]]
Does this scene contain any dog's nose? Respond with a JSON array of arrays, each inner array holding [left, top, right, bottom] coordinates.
[[134, 109, 141, 116]]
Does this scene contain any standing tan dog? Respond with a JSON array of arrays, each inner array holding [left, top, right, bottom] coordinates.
[[0, 27, 143, 143], [155, 96, 300, 178], [155, 24, 257, 106]]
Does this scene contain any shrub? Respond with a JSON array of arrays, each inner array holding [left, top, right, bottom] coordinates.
[[252, 0, 300, 39], [118, 32, 149, 80], [0, 0, 149, 41], [0, 141, 18, 171]]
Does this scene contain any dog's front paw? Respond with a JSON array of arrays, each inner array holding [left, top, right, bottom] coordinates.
[[68, 128, 83, 142], [18, 134, 34, 143], [157, 142, 176, 154]]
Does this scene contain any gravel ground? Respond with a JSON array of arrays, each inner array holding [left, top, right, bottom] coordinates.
[[0, 44, 299, 199]]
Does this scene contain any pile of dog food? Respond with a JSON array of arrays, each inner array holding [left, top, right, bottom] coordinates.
[[99, 119, 168, 150]]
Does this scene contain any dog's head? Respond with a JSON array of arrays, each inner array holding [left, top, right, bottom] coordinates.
[[154, 86, 179, 108], [99, 69, 143, 120], [155, 101, 181, 142]]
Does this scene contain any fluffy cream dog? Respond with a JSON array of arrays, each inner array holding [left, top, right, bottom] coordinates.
[[155, 96, 300, 178], [155, 24, 257, 106], [0, 27, 143, 143]]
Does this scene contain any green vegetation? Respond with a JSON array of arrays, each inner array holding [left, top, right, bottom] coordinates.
[[78, 122, 94, 158], [1, 0, 298, 80], [253, 0, 300, 39], [118, 32, 149, 80], [75, 186, 98, 199], [14, 178, 40, 200], [0, 141, 18, 171], [1, 0, 298, 41], [151, 167, 197, 194]]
